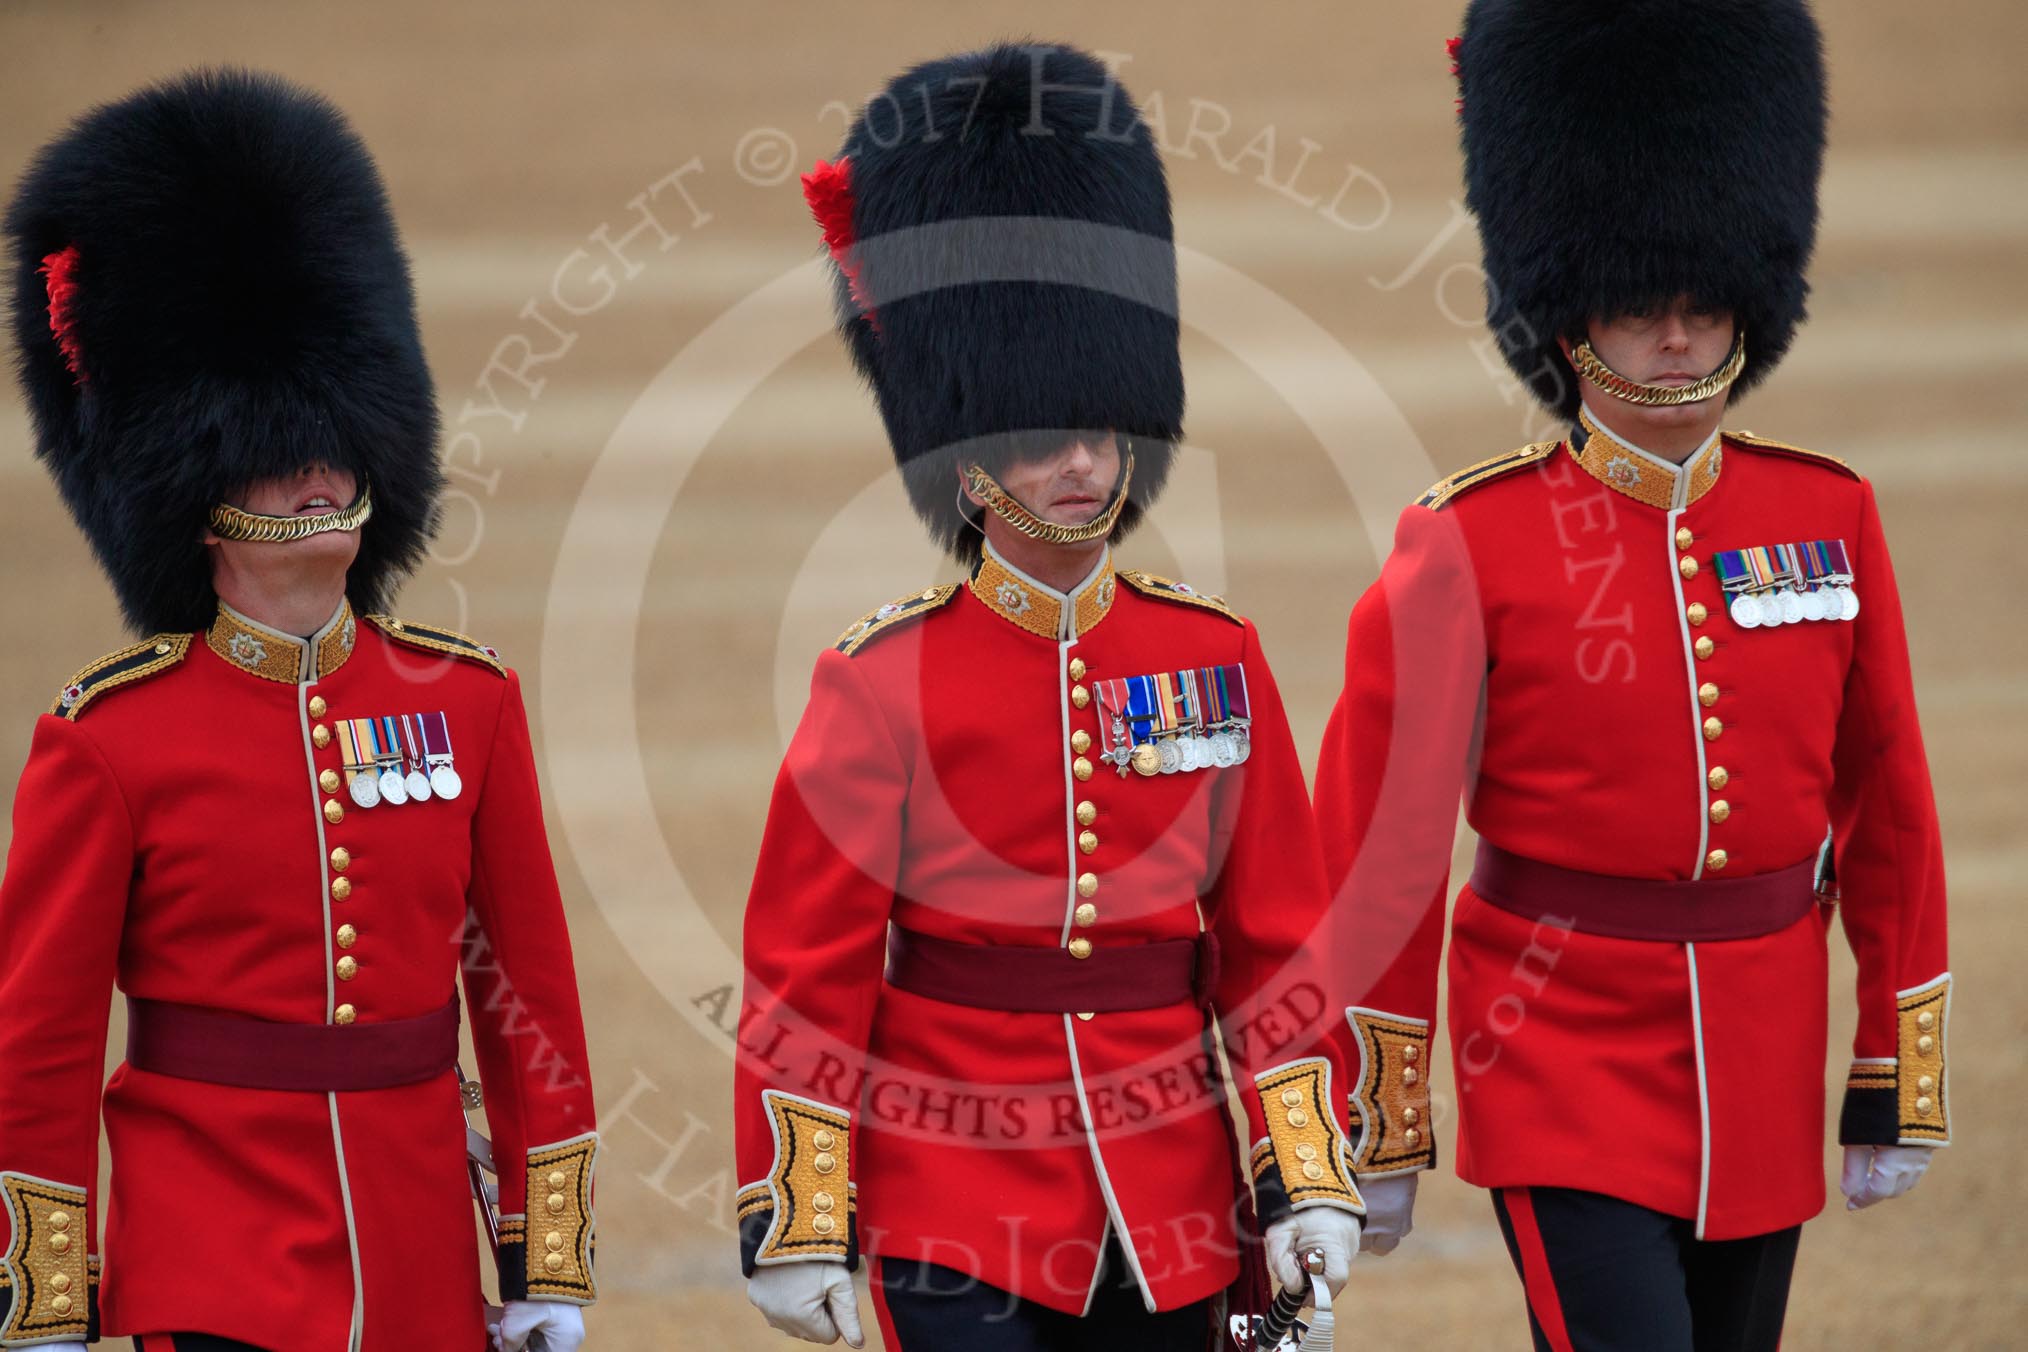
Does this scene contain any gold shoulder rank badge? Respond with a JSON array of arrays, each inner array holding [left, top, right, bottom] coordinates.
[[1417, 441, 1558, 510], [835, 584, 961, 656], [1117, 570, 1242, 625], [363, 615, 507, 675], [52, 633, 192, 719], [1725, 430, 1860, 480]]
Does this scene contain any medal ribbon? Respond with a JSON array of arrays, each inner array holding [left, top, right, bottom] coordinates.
[[1227, 663, 1252, 723], [1152, 672, 1180, 735], [1177, 669, 1203, 732], [1826, 538, 1853, 583], [336, 719, 368, 772], [1776, 543, 1807, 590], [1124, 677, 1157, 746], [348, 718, 385, 768], [1746, 546, 1776, 591], [399, 714, 428, 772], [379, 716, 406, 769], [1094, 678, 1133, 760], [419, 710, 455, 763], [1801, 542, 1829, 593]]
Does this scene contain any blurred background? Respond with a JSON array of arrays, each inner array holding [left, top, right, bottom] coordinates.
[[1, 2, 2022, 1346]]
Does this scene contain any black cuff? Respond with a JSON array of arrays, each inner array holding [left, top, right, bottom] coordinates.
[[1839, 1084, 1900, 1147], [739, 1205, 860, 1278], [1253, 1162, 1294, 1233]]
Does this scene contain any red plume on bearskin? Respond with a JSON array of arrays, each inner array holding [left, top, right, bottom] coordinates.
[[801, 156, 876, 326], [41, 245, 87, 383]]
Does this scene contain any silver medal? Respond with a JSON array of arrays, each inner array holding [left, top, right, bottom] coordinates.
[[1800, 589, 1828, 622], [379, 768, 408, 806], [1235, 728, 1252, 763], [406, 769, 433, 801], [349, 771, 381, 809], [1778, 590, 1805, 625], [1839, 587, 1860, 621], [1211, 732, 1238, 768], [430, 763, 464, 799], [1729, 593, 1763, 629], [1157, 739, 1182, 775]]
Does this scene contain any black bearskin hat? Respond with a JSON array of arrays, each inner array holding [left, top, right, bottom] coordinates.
[[804, 41, 1183, 561], [1456, 0, 1828, 418], [6, 68, 442, 634]]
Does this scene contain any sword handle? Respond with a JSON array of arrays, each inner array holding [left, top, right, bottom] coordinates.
[[1254, 1248, 1325, 1350]]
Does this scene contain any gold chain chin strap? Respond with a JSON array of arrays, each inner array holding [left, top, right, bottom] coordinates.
[[964, 450, 1135, 546], [1571, 333, 1747, 408], [209, 483, 374, 543]]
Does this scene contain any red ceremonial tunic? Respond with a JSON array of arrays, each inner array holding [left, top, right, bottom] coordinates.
[[736, 543, 1364, 1316], [1313, 414, 1949, 1241], [0, 601, 597, 1351]]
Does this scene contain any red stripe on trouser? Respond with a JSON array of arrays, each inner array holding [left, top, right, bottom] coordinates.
[[870, 1256, 902, 1350], [1505, 1187, 1576, 1352]]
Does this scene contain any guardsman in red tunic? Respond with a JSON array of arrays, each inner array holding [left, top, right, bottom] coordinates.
[[1313, 4, 1950, 1347], [736, 42, 1364, 1351], [0, 71, 597, 1352]]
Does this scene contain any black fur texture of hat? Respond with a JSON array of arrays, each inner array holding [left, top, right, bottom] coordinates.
[[6, 67, 442, 634], [1456, 0, 1828, 418], [808, 41, 1182, 560]]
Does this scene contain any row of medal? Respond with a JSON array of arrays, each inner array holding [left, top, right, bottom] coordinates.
[[1095, 664, 1253, 777], [1714, 539, 1860, 629], [336, 711, 463, 808]]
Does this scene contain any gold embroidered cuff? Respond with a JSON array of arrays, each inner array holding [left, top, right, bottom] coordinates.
[[1, 1173, 90, 1342], [755, 1091, 853, 1263], [1348, 1008, 1435, 1174], [1895, 975, 1950, 1144], [524, 1134, 598, 1303], [1253, 1060, 1361, 1210]]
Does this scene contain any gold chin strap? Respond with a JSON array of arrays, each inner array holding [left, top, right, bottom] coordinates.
[[1571, 333, 1747, 408], [209, 483, 374, 544], [964, 450, 1135, 547]]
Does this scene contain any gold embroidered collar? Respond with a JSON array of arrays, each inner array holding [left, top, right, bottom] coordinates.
[[207, 598, 357, 684], [1570, 405, 1723, 511], [969, 542, 1117, 640]]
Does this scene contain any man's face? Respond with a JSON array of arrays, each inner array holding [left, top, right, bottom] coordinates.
[[990, 433, 1122, 527], [1579, 296, 1737, 425], [205, 461, 363, 575]]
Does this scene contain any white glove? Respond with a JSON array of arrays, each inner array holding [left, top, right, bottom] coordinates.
[[1265, 1206, 1362, 1298], [491, 1299, 587, 1352], [747, 1260, 865, 1347], [1842, 1144, 1933, 1210], [1354, 1172, 1419, 1256]]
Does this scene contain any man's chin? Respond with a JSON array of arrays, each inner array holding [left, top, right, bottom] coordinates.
[[1041, 506, 1105, 530]]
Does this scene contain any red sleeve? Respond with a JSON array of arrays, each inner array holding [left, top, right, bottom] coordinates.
[[460, 669, 600, 1305], [735, 649, 904, 1273], [1313, 504, 1487, 1178], [0, 715, 130, 1343], [1205, 620, 1364, 1224], [1827, 481, 1951, 1148]]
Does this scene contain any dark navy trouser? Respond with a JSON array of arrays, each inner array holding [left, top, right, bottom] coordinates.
[[1493, 1185, 1802, 1352]]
